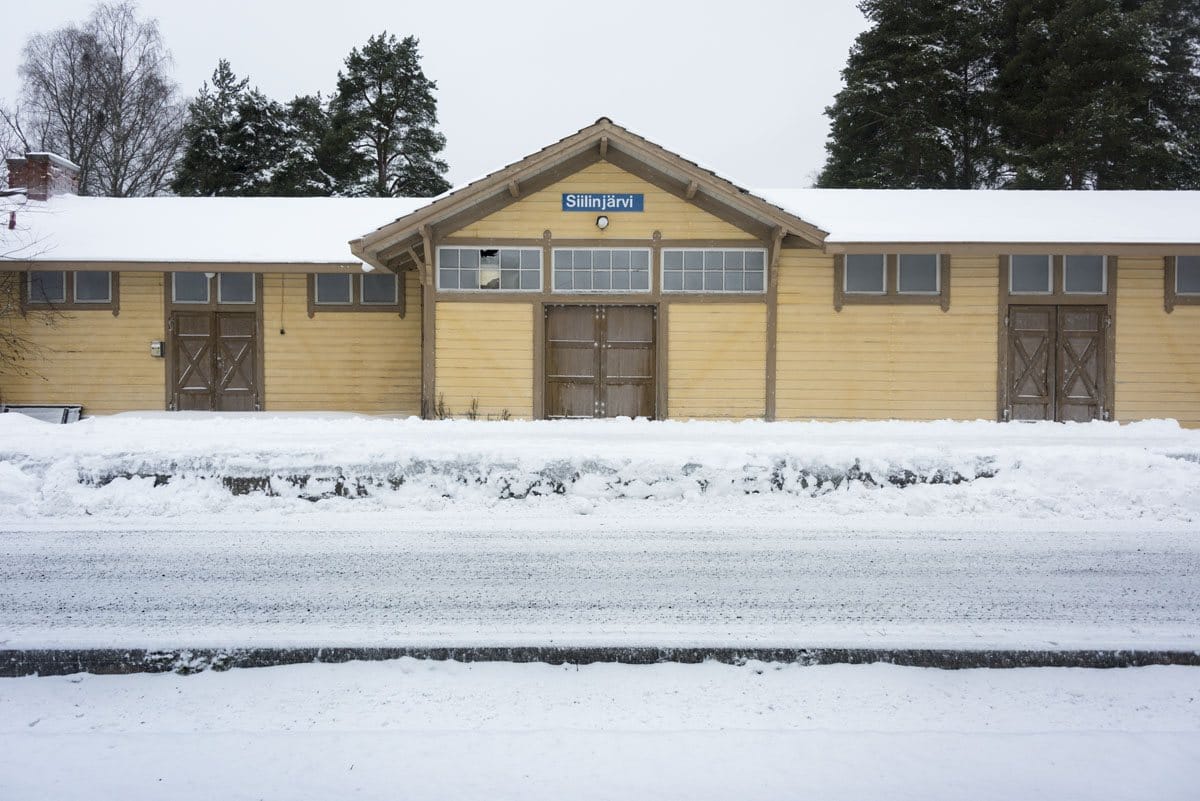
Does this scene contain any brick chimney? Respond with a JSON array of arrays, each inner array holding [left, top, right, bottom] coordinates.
[[6, 152, 80, 200]]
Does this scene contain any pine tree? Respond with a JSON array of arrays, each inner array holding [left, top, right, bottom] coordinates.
[[172, 60, 248, 195], [818, 0, 1002, 188], [329, 33, 450, 197], [996, 0, 1200, 188], [173, 64, 339, 196]]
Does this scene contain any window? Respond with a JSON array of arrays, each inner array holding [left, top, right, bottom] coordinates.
[[553, 248, 650, 292], [362, 272, 399, 304], [1064, 255, 1105, 294], [308, 272, 405, 315], [835, 254, 949, 311], [73, 271, 112, 303], [26, 270, 117, 310], [1010, 255, 1052, 294], [218, 272, 255, 304], [28, 271, 66, 303], [172, 272, 210, 304], [438, 247, 541, 291], [898, 254, 939, 294], [1176, 256, 1200, 295], [314, 273, 352, 304], [845, 254, 885, 294], [662, 249, 766, 293]]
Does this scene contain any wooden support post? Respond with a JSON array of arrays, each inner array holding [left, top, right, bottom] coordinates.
[[765, 226, 784, 422], [420, 225, 437, 419]]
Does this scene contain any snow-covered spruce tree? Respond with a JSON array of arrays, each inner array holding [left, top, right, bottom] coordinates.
[[328, 33, 450, 197], [173, 63, 337, 196], [817, 0, 1002, 189], [171, 60, 247, 196], [995, 0, 1200, 189]]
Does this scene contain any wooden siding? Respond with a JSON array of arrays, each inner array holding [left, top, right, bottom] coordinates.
[[1115, 257, 1200, 427], [775, 253, 999, 420], [435, 301, 533, 418], [0, 272, 164, 414], [262, 271, 422, 414], [451, 161, 759, 241], [668, 304, 766, 419]]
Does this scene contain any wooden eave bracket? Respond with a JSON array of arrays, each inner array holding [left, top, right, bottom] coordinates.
[[599, 136, 609, 158], [685, 180, 699, 200], [507, 180, 520, 199]]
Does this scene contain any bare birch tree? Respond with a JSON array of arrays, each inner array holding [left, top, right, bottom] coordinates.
[[1, 1, 184, 197]]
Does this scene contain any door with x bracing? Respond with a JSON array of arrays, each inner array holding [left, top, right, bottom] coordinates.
[[1006, 305, 1106, 422], [170, 311, 260, 411]]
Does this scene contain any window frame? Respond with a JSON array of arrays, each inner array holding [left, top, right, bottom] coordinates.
[[306, 271, 406, 317], [436, 246, 543, 293], [834, 254, 950, 311], [217, 272, 257, 305], [1004, 255, 1115, 303], [660, 247, 768, 295], [23, 270, 120, 315], [1062, 255, 1107, 295], [1166, 255, 1200, 312], [172, 272, 212, 304], [1009, 254, 1053, 295], [550, 247, 653, 294]]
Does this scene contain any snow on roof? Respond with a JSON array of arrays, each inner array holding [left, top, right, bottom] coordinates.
[[756, 188, 1200, 245], [4, 186, 1200, 266], [4, 194, 427, 264]]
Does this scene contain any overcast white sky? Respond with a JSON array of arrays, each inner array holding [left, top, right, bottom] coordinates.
[[1, 1, 867, 188]]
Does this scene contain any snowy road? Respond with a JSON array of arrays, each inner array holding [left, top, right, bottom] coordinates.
[[1, 660, 1197, 800], [2, 511, 1198, 649]]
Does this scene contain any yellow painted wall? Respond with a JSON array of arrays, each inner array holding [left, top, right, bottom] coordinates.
[[0, 272, 165, 414], [775, 253, 999, 420], [451, 161, 759, 241], [435, 301, 533, 418], [668, 303, 766, 419], [1115, 257, 1200, 427], [262, 271, 422, 415]]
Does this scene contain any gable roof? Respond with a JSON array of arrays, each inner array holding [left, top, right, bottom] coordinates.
[[3, 194, 424, 265], [350, 118, 830, 270], [760, 188, 1200, 247]]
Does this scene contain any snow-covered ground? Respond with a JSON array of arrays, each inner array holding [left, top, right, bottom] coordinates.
[[2, 512, 1197, 650], [1, 660, 1197, 800], [1, 413, 1199, 521], [1, 414, 1198, 650]]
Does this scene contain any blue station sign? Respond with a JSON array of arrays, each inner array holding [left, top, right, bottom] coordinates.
[[561, 192, 644, 212]]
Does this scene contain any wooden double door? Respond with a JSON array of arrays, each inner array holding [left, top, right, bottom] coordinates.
[[170, 312, 260, 411], [545, 305, 656, 419], [1006, 305, 1106, 422]]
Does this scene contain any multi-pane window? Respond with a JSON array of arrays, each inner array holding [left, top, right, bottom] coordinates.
[[218, 272, 255, 304], [662, 249, 766, 293], [1010, 255, 1052, 293], [845, 255, 885, 293], [172, 272, 210, 303], [1064, 255, 1105, 293], [897, 254, 939, 293], [1179, 256, 1200, 295], [438, 247, 541, 291], [27, 270, 114, 306], [552, 249, 650, 292]]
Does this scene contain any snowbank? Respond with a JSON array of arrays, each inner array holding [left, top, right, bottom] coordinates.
[[1, 414, 1197, 521]]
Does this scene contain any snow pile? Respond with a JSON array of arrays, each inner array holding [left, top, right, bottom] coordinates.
[[0, 413, 1198, 520]]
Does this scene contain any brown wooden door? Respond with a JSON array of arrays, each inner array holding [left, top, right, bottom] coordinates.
[[1006, 305, 1105, 422], [170, 311, 260, 411], [1057, 306, 1105, 422], [1007, 306, 1056, 421], [545, 305, 656, 419]]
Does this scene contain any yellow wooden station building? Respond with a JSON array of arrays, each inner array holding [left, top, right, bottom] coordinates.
[[2, 119, 1199, 425]]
